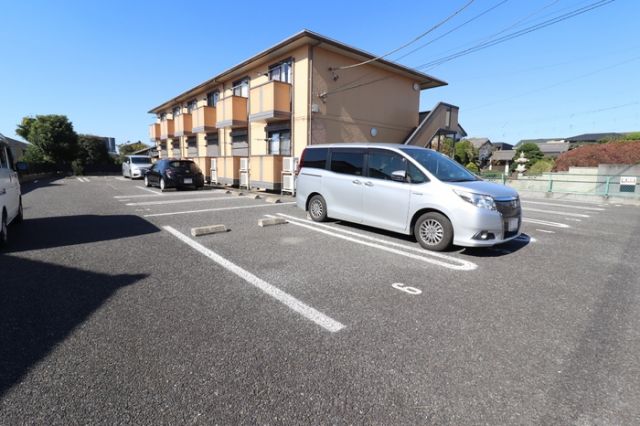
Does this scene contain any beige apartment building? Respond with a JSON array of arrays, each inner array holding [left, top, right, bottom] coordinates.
[[148, 30, 460, 191]]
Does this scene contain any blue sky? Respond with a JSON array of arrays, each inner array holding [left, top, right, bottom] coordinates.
[[1, 0, 637, 146]]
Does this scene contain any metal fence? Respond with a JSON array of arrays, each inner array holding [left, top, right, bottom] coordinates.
[[481, 173, 640, 198]]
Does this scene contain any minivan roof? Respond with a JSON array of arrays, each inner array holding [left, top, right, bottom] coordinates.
[[303, 142, 430, 151], [126, 154, 151, 158]]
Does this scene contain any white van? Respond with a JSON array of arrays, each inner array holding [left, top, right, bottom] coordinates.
[[0, 134, 23, 246], [122, 155, 153, 179], [295, 143, 521, 251]]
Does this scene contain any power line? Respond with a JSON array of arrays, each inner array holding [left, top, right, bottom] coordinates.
[[392, 0, 511, 63], [333, 0, 476, 71], [415, 0, 615, 71]]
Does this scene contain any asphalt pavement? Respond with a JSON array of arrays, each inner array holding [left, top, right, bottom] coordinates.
[[1, 175, 639, 424]]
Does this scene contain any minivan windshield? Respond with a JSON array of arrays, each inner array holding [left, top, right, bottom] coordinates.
[[130, 157, 151, 164], [400, 148, 478, 182]]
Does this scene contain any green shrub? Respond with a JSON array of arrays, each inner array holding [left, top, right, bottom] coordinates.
[[465, 162, 479, 173], [71, 160, 84, 176], [527, 159, 555, 175]]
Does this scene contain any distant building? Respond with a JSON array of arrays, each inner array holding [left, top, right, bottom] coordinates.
[[491, 142, 513, 151], [466, 137, 493, 168], [565, 132, 623, 145], [0, 133, 29, 161]]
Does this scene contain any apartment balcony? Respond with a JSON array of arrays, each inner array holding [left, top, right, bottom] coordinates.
[[216, 96, 248, 128], [192, 106, 217, 133], [249, 81, 292, 122], [160, 119, 174, 140], [149, 123, 161, 141], [174, 113, 193, 137]]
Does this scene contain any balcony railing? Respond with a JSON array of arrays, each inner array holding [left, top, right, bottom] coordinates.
[[216, 96, 248, 128], [174, 113, 193, 137], [149, 123, 161, 141], [249, 81, 292, 122], [192, 106, 217, 133], [160, 119, 175, 140]]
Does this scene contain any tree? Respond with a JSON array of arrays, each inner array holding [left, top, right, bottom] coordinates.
[[16, 115, 78, 168], [553, 141, 640, 171], [454, 140, 478, 166], [77, 135, 112, 166], [438, 138, 454, 157], [512, 143, 544, 172], [118, 141, 149, 159]]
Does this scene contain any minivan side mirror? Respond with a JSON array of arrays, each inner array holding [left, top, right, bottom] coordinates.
[[390, 170, 407, 182]]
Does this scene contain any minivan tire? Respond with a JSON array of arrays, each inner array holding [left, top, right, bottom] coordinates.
[[144, 175, 151, 187], [308, 195, 328, 222], [0, 212, 7, 247], [414, 212, 453, 251], [16, 199, 23, 224]]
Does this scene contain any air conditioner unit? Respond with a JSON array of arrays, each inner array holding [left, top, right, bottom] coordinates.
[[239, 158, 249, 172], [210, 158, 217, 171], [282, 157, 297, 174], [240, 171, 249, 189], [282, 174, 295, 193]]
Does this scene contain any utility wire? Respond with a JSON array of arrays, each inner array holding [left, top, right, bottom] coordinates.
[[416, 0, 614, 71], [333, 0, 476, 71], [392, 0, 511, 63]]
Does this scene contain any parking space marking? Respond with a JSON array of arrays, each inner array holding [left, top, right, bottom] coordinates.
[[143, 202, 296, 217], [115, 177, 127, 181], [164, 226, 345, 333], [521, 200, 605, 211], [125, 196, 239, 206], [536, 229, 556, 234], [277, 213, 477, 271], [523, 218, 570, 228], [76, 177, 90, 183], [521, 197, 605, 207], [136, 186, 162, 195], [114, 190, 225, 199], [524, 207, 590, 218]]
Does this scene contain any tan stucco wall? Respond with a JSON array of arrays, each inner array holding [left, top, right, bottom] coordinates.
[[310, 46, 419, 145]]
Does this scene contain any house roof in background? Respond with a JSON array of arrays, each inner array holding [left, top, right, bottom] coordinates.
[[539, 142, 570, 154], [467, 137, 491, 148], [565, 132, 623, 142], [492, 142, 513, 150], [491, 150, 515, 161]]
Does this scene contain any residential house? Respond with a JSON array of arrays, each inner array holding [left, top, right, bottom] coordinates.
[[466, 137, 493, 168], [148, 30, 456, 191]]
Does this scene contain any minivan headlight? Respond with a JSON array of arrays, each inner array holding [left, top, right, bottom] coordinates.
[[453, 189, 496, 210]]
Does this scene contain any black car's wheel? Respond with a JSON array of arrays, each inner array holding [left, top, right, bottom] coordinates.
[[308, 195, 328, 222], [160, 178, 167, 192], [16, 199, 23, 224], [414, 212, 453, 251], [0, 212, 8, 247], [144, 175, 151, 187]]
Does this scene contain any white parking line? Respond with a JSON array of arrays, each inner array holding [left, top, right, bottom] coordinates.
[[521, 200, 605, 211], [114, 190, 224, 199], [136, 186, 162, 195], [523, 218, 570, 228], [126, 196, 239, 206], [536, 229, 555, 234], [144, 202, 296, 217], [115, 177, 127, 181], [164, 226, 345, 333], [277, 213, 477, 271], [524, 208, 590, 218]]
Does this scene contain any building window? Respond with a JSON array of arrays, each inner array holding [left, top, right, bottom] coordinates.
[[206, 91, 219, 107], [187, 100, 197, 113], [232, 78, 249, 98], [172, 106, 181, 117], [268, 60, 292, 83], [206, 132, 219, 157], [268, 130, 291, 155]]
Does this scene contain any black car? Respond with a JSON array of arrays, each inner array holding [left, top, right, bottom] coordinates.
[[144, 159, 205, 191]]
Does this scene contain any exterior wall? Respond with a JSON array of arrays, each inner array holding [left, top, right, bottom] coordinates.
[[310, 47, 419, 145]]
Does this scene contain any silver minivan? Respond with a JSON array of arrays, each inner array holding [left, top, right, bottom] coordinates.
[[0, 134, 23, 247], [295, 143, 521, 251], [122, 155, 153, 179]]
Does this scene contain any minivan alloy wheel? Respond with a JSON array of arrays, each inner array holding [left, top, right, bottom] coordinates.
[[308, 195, 328, 222], [419, 219, 444, 245]]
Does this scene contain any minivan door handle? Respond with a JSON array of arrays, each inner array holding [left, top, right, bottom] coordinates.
[[364, 181, 373, 187], [352, 179, 362, 185]]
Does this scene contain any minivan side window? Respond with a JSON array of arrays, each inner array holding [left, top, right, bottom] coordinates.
[[330, 149, 364, 176], [368, 150, 407, 181], [301, 148, 328, 170], [407, 162, 428, 184]]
